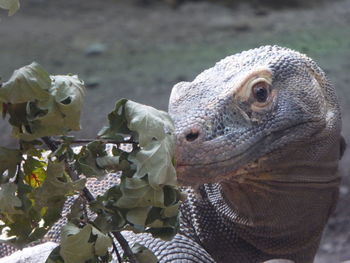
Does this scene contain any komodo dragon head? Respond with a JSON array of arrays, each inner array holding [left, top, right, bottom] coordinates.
[[170, 45, 342, 184], [169, 45, 344, 260]]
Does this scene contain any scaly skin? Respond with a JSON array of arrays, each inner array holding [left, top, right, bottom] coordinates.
[[167, 45, 343, 262], [0, 45, 344, 263]]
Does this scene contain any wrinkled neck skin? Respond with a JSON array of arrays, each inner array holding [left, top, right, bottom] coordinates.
[[204, 138, 341, 260]]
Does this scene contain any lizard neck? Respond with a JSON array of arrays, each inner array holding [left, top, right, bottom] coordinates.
[[204, 167, 340, 259]]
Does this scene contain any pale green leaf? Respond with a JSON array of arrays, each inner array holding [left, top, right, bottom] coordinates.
[[162, 203, 180, 218], [146, 219, 164, 228], [91, 226, 112, 256], [5, 71, 85, 141], [123, 100, 177, 189], [126, 207, 151, 226], [125, 100, 174, 147], [131, 243, 158, 263], [0, 62, 50, 103], [60, 223, 111, 263], [0, 0, 20, 15], [117, 188, 164, 208], [117, 177, 164, 208], [48, 75, 85, 131], [60, 223, 94, 263], [133, 140, 177, 189]]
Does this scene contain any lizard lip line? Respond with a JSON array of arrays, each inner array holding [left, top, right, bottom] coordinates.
[[176, 119, 319, 169]]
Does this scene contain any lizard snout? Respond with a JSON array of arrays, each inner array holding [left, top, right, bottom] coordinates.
[[175, 125, 205, 168], [185, 128, 200, 142]]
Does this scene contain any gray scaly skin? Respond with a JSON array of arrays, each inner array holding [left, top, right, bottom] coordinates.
[[137, 45, 343, 263], [0, 45, 344, 263]]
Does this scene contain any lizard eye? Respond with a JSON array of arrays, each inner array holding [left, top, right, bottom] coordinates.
[[252, 82, 271, 103]]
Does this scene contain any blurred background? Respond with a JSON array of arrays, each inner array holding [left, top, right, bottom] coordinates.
[[0, 0, 349, 261]]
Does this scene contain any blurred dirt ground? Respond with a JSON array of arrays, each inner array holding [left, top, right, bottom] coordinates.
[[0, 0, 349, 262]]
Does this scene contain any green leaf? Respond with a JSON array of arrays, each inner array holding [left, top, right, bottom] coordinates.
[[0, 0, 20, 15], [23, 156, 47, 188], [0, 146, 21, 180], [75, 141, 107, 178], [0, 62, 50, 104], [95, 99, 181, 241], [98, 98, 131, 140], [147, 226, 178, 241], [0, 183, 22, 215], [117, 177, 164, 208], [32, 161, 85, 208], [30, 161, 85, 228], [66, 198, 85, 226], [0, 158, 84, 249], [131, 243, 158, 263], [90, 186, 126, 232], [95, 156, 130, 172]]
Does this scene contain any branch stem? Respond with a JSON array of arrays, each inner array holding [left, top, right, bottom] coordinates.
[[58, 138, 138, 146], [112, 232, 139, 263]]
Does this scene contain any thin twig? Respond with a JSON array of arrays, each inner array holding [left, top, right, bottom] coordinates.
[[109, 233, 122, 263], [112, 232, 139, 263], [57, 138, 139, 146]]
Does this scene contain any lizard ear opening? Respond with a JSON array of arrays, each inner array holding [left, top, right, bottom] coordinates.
[[340, 135, 347, 159]]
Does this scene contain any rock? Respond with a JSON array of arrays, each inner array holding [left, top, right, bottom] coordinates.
[[84, 43, 107, 56], [85, 77, 101, 89], [208, 16, 235, 30], [233, 23, 252, 32]]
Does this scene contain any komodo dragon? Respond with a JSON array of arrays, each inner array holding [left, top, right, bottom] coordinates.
[[0, 45, 344, 263]]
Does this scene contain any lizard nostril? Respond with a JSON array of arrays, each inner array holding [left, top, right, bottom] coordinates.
[[185, 129, 200, 142]]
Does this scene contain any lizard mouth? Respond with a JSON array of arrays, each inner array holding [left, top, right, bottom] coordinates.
[[175, 136, 262, 185], [175, 150, 255, 185], [175, 120, 321, 186]]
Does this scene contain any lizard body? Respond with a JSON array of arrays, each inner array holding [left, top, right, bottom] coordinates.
[[0, 45, 344, 263]]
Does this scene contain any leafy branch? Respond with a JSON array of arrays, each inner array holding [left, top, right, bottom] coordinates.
[[0, 63, 180, 263], [0, 0, 20, 16]]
